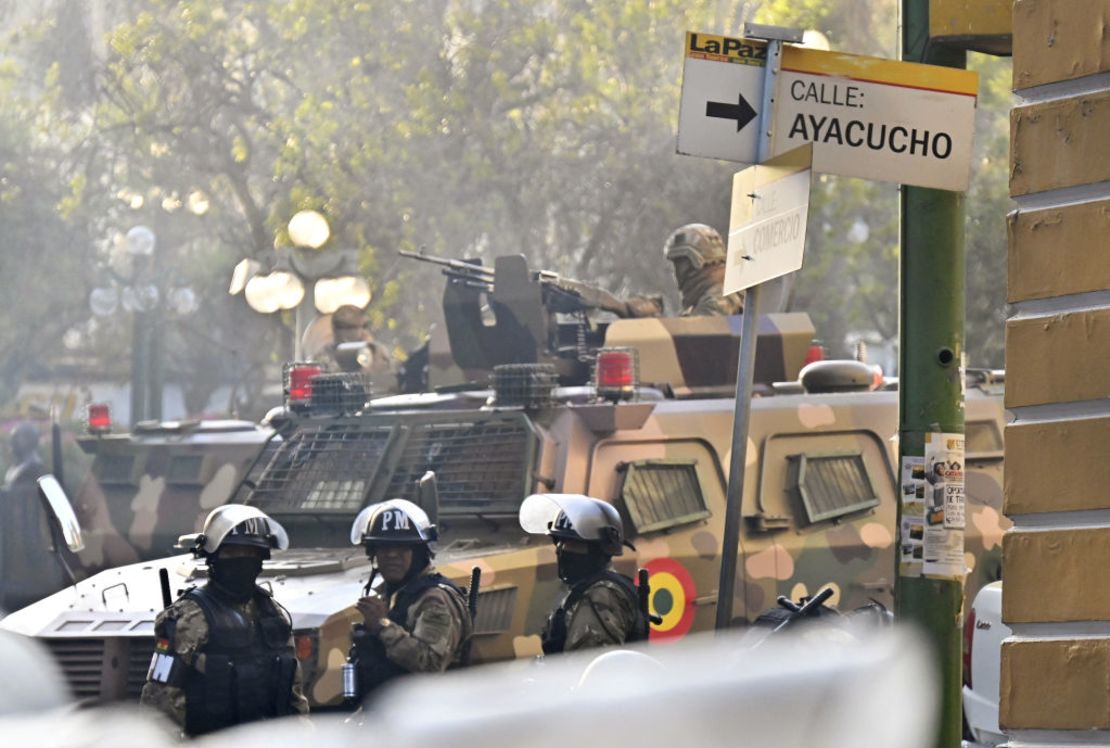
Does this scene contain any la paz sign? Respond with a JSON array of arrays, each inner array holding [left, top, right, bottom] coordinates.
[[676, 33, 979, 191]]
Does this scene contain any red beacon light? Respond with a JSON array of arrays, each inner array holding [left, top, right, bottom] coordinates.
[[595, 348, 638, 403], [286, 364, 323, 405], [804, 342, 826, 366], [87, 403, 112, 434]]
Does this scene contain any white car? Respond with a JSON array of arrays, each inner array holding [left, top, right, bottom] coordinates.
[[962, 581, 1009, 747]]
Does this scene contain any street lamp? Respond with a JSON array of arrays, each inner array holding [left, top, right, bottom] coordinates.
[[229, 210, 370, 359], [89, 225, 197, 425]]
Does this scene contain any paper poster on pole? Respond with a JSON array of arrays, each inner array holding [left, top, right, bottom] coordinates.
[[898, 456, 925, 577], [922, 432, 965, 580]]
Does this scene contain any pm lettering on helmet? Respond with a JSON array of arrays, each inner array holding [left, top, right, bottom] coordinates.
[[382, 510, 411, 532]]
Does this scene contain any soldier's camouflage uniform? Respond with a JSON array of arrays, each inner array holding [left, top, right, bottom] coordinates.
[[350, 565, 472, 700], [665, 223, 745, 318], [376, 567, 472, 672], [562, 576, 640, 651], [680, 284, 745, 317], [139, 594, 309, 729]]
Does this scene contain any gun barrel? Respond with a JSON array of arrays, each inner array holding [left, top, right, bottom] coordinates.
[[398, 249, 495, 277], [442, 269, 494, 290]]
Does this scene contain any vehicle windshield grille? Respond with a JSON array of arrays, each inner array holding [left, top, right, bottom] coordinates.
[[383, 417, 533, 515], [249, 424, 391, 512]]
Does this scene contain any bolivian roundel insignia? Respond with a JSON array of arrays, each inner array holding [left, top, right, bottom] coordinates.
[[642, 558, 696, 641]]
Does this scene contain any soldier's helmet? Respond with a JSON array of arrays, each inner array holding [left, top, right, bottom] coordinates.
[[519, 493, 627, 557], [663, 223, 728, 269], [350, 498, 437, 550], [178, 505, 289, 559]]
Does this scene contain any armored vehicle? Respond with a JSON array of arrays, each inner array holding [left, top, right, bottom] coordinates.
[[0, 255, 1007, 707], [68, 417, 274, 576]]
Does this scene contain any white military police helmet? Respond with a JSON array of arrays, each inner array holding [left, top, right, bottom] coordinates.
[[350, 498, 437, 547], [177, 505, 289, 557], [519, 493, 627, 556]]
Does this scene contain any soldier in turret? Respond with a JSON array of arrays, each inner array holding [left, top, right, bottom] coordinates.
[[318, 304, 397, 392], [346, 499, 472, 700], [664, 223, 745, 316], [140, 506, 307, 735], [520, 494, 647, 654]]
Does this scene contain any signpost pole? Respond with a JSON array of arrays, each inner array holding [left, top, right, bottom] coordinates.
[[715, 32, 788, 632], [897, 2, 967, 746]]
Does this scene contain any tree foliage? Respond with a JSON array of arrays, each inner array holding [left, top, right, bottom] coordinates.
[[2, 0, 1011, 415]]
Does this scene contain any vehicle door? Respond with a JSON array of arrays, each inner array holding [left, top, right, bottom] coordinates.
[[746, 429, 898, 615], [588, 438, 727, 641]]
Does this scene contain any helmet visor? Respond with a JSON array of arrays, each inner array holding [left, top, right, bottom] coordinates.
[[200, 505, 289, 554], [519, 494, 621, 544]]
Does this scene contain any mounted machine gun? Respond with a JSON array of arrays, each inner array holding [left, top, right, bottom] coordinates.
[[401, 250, 662, 386]]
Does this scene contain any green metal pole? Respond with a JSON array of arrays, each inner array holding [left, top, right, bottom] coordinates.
[[899, 3, 967, 747]]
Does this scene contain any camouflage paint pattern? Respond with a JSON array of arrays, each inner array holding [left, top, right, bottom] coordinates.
[[2, 315, 1008, 710], [69, 422, 272, 576]]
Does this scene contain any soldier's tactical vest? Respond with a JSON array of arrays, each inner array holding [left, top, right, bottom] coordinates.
[[182, 585, 298, 736], [352, 572, 465, 699], [541, 570, 647, 655]]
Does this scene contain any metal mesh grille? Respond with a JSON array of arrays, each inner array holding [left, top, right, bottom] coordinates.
[[474, 586, 517, 635], [43, 638, 105, 699], [306, 372, 374, 414], [492, 364, 557, 409], [384, 418, 533, 514], [621, 460, 710, 533], [249, 424, 391, 512], [795, 453, 879, 523]]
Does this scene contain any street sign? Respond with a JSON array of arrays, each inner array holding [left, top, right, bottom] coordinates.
[[724, 144, 813, 295], [676, 32, 766, 164], [675, 32, 979, 191], [772, 46, 978, 192]]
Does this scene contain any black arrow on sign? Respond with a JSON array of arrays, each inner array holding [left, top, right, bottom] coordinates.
[[705, 93, 758, 132]]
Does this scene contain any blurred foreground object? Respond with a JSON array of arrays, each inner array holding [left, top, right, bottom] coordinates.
[[209, 626, 935, 748], [0, 630, 173, 747], [359, 626, 935, 748]]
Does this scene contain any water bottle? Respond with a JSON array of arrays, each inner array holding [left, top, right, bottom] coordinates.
[[342, 661, 358, 701]]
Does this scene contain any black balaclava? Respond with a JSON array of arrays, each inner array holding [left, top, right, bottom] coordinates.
[[556, 543, 610, 585], [208, 556, 263, 603]]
